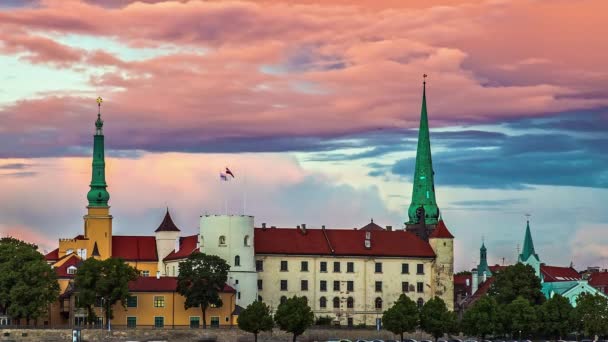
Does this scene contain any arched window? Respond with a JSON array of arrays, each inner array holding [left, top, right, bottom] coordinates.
[[235, 255, 240, 266], [199, 236, 204, 247], [280, 296, 287, 305], [219, 235, 226, 246], [258, 295, 263, 302], [302, 296, 308, 304], [375, 297, 383, 310], [244, 235, 250, 247], [320, 296, 327, 308], [347, 297, 354, 309], [333, 297, 340, 308], [417, 298, 424, 308]]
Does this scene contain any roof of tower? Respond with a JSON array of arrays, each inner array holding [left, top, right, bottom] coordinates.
[[360, 219, 385, 231], [155, 208, 181, 232], [519, 220, 539, 262], [429, 220, 454, 239]]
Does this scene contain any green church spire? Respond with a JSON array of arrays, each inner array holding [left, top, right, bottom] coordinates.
[[477, 241, 492, 277], [519, 220, 539, 262], [407, 75, 439, 224], [87, 97, 110, 207]]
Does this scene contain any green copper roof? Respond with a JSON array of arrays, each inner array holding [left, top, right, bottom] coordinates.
[[87, 103, 110, 207], [477, 242, 492, 277], [407, 80, 439, 224], [519, 220, 539, 262]]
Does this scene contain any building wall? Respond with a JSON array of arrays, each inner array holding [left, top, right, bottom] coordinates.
[[83, 207, 112, 260], [256, 254, 434, 326], [429, 237, 454, 310], [155, 231, 180, 275], [126, 261, 159, 277], [112, 291, 235, 327]]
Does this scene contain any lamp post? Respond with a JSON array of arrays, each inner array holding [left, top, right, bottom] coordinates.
[[519, 330, 521, 342]]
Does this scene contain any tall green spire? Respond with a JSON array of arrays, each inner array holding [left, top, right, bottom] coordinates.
[[407, 76, 439, 224], [519, 220, 539, 262], [477, 241, 492, 277], [87, 97, 110, 207]]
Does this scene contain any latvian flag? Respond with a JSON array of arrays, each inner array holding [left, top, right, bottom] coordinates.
[[225, 167, 235, 178]]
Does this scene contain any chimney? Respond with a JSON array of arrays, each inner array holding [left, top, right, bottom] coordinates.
[[466, 278, 470, 287], [386, 226, 392, 231], [156, 271, 161, 279], [262, 223, 267, 229], [271, 226, 276, 229], [321, 225, 326, 229], [299, 224, 307, 235]]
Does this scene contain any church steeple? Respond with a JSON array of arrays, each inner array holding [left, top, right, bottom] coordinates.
[[477, 241, 492, 277], [87, 97, 110, 207], [519, 220, 539, 262], [407, 75, 439, 225]]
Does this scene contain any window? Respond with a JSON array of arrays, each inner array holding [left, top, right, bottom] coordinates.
[[234, 255, 240, 266], [258, 295, 263, 302], [375, 297, 383, 309], [142, 270, 150, 277], [301, 261, 308, 272], [417, 298, 424, 308], [153, 296, 165, 308], [257, 279, 263, 290], [280, 280, 288, 291], [238, 292, 241, 300], [210, 316, 220, 328], [154, 316, 164, 328], [280, 260, 288, 271], [417, 282, 424, 293], [302, 296, 308, 304], [348, 317, 353, 327], [320, 261, 327, 272], [126, 296, 137, 308], [256, 260, 263, 272], [417, 263, 424, 274], [333, 297, 340, 308], [402, 282, 409, 293], [172, 266, 176, 276], [347, 262, 354, 273], [320, 280, 327, 292], [126, 316, 136, 328], [219, 236, 226, 246], [320, 296, 327, 308], [235, 279, 239, 285], [67, 266, 77, 275], [333, 261, 341, 273], [244, 235, 250, 247], [301, 280, 308, 291], [190, 316, 200, 328], [375, 281, 382, 292], [347, 297, 354, 309], [402, 263, 409, 274], [280, 296, 287, 305], [347, 281, 354, 292], [375, 262, 382, 273], [333, 281, 340, 291]]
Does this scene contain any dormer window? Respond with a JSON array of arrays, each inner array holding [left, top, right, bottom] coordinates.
[[67, 266, 77, 275], [219, 236, 226, 246]]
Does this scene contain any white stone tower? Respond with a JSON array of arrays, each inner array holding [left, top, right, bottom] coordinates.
[[200, 215, 257, 308], [428, 219, 455, 310], [155, 209, 181, 276]]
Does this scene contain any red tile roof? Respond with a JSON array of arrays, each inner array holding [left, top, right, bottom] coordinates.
[[54, 254, 82, 278], [541, 265, 581, 282], [429, 220, 454, 239], [112, 236, 158, 261], [128, 276, 235, 293], [45, 248, 59, 261], [462, 277, 495, 309], [164, 235, 199, 261], [489, 264, 507, 273], [454, 274, 471, 286], [588, 272, 608, 286], [254, 227, 435, 258]]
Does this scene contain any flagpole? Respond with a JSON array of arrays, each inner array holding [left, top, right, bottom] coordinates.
[[243, 173, 247, 215]]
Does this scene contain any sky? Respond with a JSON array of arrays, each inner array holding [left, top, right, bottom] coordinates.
[[1, 0, 608, 272]]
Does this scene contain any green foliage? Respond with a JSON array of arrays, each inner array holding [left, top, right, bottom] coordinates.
[[315, 315, 333, 326], [177, 252, 230, 329], [74, 257, 138, 328], [572, 292, 608, 337], [537, 294, 574, 339], [500, 296, 537, 338], [274, 296, 314, 342], [382, 294, 419, 342], [462, 295, 501, 340], [455, 270, 472, 276], [238, 301, 274, 342], [0, 237, 59, 322], [488, 263, 544, 305], [420, 297, 457, 342]]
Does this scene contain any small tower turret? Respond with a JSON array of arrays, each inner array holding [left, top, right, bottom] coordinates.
[[155, 208, 182, 275]]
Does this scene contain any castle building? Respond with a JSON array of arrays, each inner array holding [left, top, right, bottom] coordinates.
[[42, 81, 455, 328]]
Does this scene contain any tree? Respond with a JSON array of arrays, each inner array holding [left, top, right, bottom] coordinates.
[[177, 252, 230, 329], [501, 296, 537, 339], [274, 296, 314, 342], [488, 263, 544, 305], [461, 295, 501, 340], [420, 297, 457, 342], [382, 294, 419, 342], [572, 292, 608, 338], [238, 300, 274, 342], [538, 294, 574, 340], [74, 257, 139, 329], [0, 237, 59, 324]]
